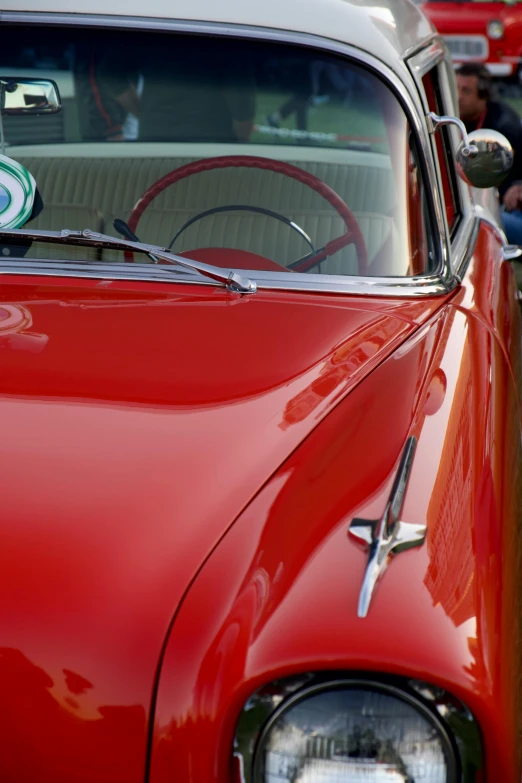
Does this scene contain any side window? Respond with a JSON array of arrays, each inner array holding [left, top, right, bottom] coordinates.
[[407, 136, 434, 274], [422, 66, 462, 236]]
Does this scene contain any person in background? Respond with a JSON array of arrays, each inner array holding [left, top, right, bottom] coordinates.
[[265, 59, 312, 132], [74, 38, 255, 144], [73, 45, 139, 141], [456, 62, 522, 244]]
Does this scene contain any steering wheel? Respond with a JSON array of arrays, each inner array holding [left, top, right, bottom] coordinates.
[[125, 155, 368, 274]]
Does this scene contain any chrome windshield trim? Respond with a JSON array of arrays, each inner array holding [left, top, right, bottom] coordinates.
[[0, 259, 456, 297], [0, 228, 258, 293], [0, 12, 454, 297]]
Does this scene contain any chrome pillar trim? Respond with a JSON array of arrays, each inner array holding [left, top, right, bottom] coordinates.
[[0, 11, 455, 297], [349, 436, 426, 618], [503, 244, 522, 261], [234, 673, 483, 783], [404, 38, 445, 77], [407, 45, 471, 280], [451, 213, 479, 280]]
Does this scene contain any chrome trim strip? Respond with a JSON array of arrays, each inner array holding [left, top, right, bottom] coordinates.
[[0, 12, 454, 297], [503, 244, 522, 262], [475, 204, 508, 244], [405, 38, 445, 78], [349, 436, 427, 618], [0, 260, 455, 297], [408, 45, 481, 283], [451, 213, 479, 279], [0, 228, 258, 293], [235, 673, 482, 783], [402, 33, 444, 65]]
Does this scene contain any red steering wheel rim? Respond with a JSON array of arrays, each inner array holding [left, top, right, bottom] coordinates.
[[126, 155, 368, 273]]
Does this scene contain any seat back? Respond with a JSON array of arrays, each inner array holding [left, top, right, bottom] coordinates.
[[14, 154, 397, 270]]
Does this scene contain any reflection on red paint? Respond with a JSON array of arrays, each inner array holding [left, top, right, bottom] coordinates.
[[280, 317, 399, 428], [0, 648, 147, 783], [423, 368, 446, 416]]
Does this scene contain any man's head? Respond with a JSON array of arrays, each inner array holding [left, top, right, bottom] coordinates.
[[456, 63, 492, 122]]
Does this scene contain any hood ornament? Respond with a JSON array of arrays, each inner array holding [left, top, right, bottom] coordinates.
[[349, 436, 426, 618]]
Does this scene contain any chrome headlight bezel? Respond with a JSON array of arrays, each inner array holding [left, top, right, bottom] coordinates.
[[234, 673, 483, 783]]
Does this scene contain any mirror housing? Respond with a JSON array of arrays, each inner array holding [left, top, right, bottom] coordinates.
[[456, 128, 513, 189], [0, 78, 61, 115]]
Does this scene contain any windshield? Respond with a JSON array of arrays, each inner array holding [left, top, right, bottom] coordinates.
[[0, 25, 433, 280]]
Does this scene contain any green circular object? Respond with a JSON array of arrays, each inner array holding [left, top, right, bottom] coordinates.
[[0, 183, 10, 215], [0, 154, 36, 229]]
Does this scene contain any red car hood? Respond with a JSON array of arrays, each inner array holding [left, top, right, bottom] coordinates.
[[0, 276, 445, 782]]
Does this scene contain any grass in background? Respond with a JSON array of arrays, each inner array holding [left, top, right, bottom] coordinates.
[[250, 90, 389, 153]]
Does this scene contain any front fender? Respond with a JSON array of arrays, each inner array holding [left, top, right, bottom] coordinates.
[[149, 301, 522, 783]]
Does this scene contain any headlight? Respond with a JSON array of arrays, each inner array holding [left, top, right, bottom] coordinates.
[[487, 20, 504, 39], [237, 679, 462, 783]]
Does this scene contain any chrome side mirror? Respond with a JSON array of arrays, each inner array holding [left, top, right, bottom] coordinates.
[[456, 129, 513, 189], [427, 112, 513, 189], [0, 78, 61, 115]]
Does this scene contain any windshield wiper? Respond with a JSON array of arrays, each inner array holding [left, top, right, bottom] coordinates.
[[0, 228, 257, 294]]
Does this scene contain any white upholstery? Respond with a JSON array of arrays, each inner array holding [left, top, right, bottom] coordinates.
[[15, 155, 398, 272], [131, 208, 396, 274]]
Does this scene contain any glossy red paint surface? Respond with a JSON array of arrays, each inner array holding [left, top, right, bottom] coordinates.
[[0, 274, 449, 782], [148, 223, 522, 782]]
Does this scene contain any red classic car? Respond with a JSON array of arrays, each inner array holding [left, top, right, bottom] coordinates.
[[0, 1, 520, 781], [421, 0, 522, 79]]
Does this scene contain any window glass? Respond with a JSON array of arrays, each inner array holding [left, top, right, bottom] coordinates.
[[0, 26, 434, 278], [422, 67, 461, 235]]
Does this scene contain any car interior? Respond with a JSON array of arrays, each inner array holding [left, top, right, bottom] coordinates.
[[0, 27, 431, 277]]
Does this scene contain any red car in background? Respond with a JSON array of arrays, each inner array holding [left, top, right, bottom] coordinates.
[[421, 0, 522, 80]]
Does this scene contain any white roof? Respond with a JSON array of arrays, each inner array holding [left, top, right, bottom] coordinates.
[[0, 0, 437, 75]]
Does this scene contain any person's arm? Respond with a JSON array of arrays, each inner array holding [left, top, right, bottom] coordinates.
[[222, 57, 256, 142], [503, 182, 522, 212]]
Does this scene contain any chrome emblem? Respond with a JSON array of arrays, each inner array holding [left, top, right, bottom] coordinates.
[[349, 436, 426, 618]]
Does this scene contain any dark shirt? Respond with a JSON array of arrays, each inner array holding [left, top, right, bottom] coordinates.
[[74, 46, 137, 141], [74, 37, 255, 143], [464, 99, 522, 199], [138, 40, 255, 143]]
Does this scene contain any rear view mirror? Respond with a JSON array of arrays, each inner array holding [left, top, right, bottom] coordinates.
[[456, 128, 513, 189], [428, 112, 513, 190], [0, 78, 61, 115]]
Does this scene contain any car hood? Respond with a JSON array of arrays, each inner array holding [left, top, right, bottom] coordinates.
[[0, 276, 445, 782]]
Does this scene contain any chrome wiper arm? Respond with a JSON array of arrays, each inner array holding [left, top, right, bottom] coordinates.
[[0, 228, 257, 294]]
